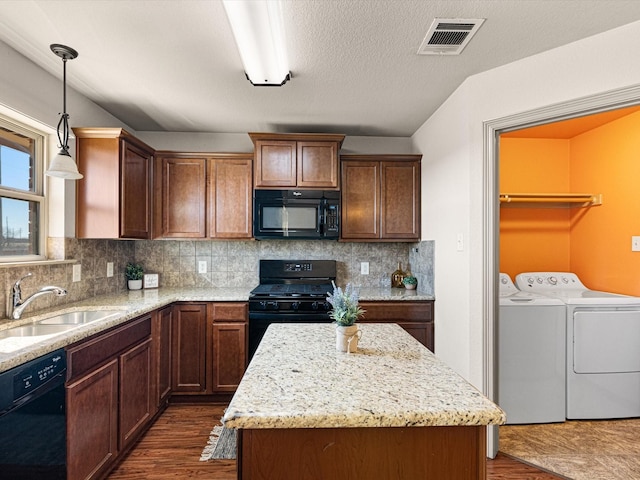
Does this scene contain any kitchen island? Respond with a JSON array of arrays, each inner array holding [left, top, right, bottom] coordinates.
[[223, 323, 505, 480]]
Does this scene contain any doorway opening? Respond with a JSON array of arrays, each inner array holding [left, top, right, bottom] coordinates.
[[483, 84, 640, 461]]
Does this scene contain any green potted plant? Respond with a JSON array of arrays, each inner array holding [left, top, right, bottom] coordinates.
[[125, 262, 144, 290], [327, 281, 365, 352], [402, 275, 418, 290]]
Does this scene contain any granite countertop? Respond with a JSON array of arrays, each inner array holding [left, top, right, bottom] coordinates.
[[0, 287, 251, 373], [0, 286, 434, 374], [223, 323, 505, 429]]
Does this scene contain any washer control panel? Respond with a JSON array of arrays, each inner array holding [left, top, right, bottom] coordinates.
[[515, 272, 586, 291]]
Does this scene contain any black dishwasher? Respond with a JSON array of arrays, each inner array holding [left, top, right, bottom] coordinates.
[[0, 349, 66, 479]]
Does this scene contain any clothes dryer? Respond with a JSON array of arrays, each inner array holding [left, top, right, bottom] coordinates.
[[516, 272, 640, 419], [498, 273, 566, 424]]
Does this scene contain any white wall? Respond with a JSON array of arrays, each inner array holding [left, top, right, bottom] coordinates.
[[0, 40, 129, 238], [412, 20, 640, 388], [138, 131, 415, 154]]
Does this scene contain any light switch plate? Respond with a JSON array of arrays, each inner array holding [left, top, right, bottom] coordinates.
[[361, 262, 369, 275], [633, 236, 640, 252], [106, 262, 114, 278], [143, 273, 159, 289]]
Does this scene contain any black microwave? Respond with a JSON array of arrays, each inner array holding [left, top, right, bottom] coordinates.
[[253, 190, 340, 240]]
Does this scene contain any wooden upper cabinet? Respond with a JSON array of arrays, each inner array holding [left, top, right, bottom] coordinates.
[[154, 152, 253, 239], [209, 157, 253, 238], [74, 128, 154, 239], [250, 132, 344, 189], [159, 156, 207, 238], [341, 154, 421, 242], [341, 161, 380, 239]]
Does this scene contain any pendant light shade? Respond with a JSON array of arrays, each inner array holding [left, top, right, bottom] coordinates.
[[47, 44, 83, 180]]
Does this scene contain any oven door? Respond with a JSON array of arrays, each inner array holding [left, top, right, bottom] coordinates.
[[248, 312, 332, 359]]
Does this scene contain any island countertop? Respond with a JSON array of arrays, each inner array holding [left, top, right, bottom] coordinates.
[[223, 323, 505, 430]]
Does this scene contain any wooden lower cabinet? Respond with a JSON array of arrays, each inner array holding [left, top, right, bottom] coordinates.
[[171, 303, 208, 394], [359, 300, 434, 352], [171, 302, 248, 399], [153, 306, 173, 408], [119, 338, 153, 449], [211, 303, 248, 392], [66, 314, 152, 480], [66, 359, 119, 480]]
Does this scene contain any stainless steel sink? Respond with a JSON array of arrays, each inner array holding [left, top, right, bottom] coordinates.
[[0, 309, 127, 341], [0, 324, 78, 339], [37, 309, 127, 325]]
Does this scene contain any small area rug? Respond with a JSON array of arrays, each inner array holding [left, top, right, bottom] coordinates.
[[200, 423, 237, 461]]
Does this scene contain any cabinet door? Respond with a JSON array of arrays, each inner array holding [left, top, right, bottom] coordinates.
[[212, 322, 247, 392], [209, 158, 253, 238], [381, 161, 420, 240], [297, 141, 339, 188], [120, 139, 152, 239], [359, 301, 434, 352], [172, 303, 208, 393], [341, 161, 380, 239], [154, 306, 173, 408], [161, 157, 207, 237], [254, 140, 297, 187], [120, 338, 153, 450], [67, 359, 119, 480]]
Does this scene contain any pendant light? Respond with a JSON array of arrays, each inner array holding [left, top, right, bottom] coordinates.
[[47, 43, 83, 179]]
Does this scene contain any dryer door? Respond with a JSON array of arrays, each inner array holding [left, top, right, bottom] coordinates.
[[573, 310, 640, 373]]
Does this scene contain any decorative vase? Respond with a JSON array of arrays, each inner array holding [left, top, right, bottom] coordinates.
[[128, 279, 143, 290], [336, 324, 361, 353]]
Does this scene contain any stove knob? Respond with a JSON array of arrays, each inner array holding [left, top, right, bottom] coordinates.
[[322, 302, 331, 311], [548, 276, 557, 285], [291, 301, 300, 311], [269, 301, 279, 310], [311, 301, 319, 311], [259, 301, 267, 310]]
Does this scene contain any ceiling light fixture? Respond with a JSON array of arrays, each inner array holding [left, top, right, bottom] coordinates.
[[222, 0, 291, 86], [47, 43, 83, 179]]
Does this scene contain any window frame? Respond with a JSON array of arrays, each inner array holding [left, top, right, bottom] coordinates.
[[0, 113, 47, 263]]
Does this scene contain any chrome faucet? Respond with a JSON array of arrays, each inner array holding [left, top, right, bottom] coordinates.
[[10, 273, 68, 320]]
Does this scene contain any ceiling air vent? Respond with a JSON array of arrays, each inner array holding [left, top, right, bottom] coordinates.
[[417, 18, 485, 55]]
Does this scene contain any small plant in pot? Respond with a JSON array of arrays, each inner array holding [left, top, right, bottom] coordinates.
[[402, 275, 418, 290], [125, 263, 144, 290], [327, 281, 365, 352]]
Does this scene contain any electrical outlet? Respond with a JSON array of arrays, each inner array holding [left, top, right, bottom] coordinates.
[[633, 236, 640, 252], [106, 262, 114, 277], [198, 260, 207, 274], [361, 262, 369, 275], [457, 233, 464, 252], [72, 264, 81, 282]]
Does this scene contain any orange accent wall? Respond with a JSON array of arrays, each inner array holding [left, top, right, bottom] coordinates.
[[569, 111, 640, 295], [499, 138, 571, 280], [499, 110, 640, 295]]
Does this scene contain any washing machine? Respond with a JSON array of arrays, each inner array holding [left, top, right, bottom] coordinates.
[[498, 273, 566, 424], [516, 272, 640, 419]]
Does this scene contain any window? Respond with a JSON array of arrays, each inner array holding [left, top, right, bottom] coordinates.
[[0, 115, 45, 261]]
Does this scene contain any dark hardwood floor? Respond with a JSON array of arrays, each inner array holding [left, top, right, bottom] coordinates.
[[108, 404, 565, 479]]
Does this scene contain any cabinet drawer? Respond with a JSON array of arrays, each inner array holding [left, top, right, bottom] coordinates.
[[67, 315, 152, 380], [359, 301, 433, 322], [212, 302, 247, 322]]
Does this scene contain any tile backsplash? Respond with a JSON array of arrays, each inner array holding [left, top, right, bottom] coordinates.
[[0, 238, 434, 321]]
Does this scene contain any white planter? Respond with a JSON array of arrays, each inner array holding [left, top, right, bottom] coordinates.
[[336, 324, 362, 353], [128, 279, 143, 290], [404, 283, 417, 290]]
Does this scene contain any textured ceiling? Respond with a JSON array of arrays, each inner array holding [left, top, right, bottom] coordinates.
[[1, 1, 640, 137]]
